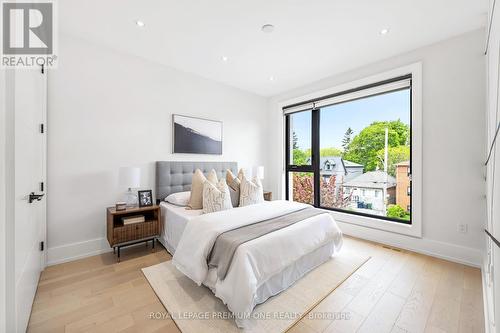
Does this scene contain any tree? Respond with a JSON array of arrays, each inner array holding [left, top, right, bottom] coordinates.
[[320, 175, 351, 209], [376, 145, 410, 177], [292, 149, 308, 165], [292, 131, 299, 150], [292, 173, 314, 204], [292, 173, 351, 209], [341, 127, 354, 152], [320, 147, 342, 157], [343, 120, 409, 171]]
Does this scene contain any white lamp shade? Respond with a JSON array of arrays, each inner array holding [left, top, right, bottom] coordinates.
[[119, 167, 141, 189], [242, 167, 252, 179], [253, 166, 265, 179]]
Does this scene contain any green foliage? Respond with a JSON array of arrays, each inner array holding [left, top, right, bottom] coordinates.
[[292, 147, 341, 165], [292, 149, 309, 165], [386, 204, 406, 219], [320, 147, 342, 157], [343, 120, 409, 171], [376, 145, 410, 177]]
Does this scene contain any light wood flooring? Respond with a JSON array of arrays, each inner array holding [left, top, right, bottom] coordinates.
[[27, 237, 484, 333]]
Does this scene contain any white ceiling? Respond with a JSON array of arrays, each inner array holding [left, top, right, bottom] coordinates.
[[59, 0, 488, 96]]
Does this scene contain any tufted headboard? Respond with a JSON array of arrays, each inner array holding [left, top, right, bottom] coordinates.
[[155, 161, 238, 203]]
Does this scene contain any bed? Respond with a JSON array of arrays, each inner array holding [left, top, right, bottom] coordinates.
[[155, 161, 343, 328], [156, 161, 237, 253]]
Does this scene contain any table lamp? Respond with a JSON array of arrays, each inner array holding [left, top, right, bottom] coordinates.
[[119, 166, 141, 207], [253, 166, 265, 180]]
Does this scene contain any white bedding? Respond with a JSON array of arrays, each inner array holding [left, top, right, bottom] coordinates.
[[159, 202, 202, 254], [172, 200, 343, 327]]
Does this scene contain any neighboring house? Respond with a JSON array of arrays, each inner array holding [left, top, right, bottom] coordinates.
[[310, 156, 364, 182], [343, 171, 396, 215], [395, 161, 411, 212], [342, 160, 365, 181], [320, 156, 346, 180]]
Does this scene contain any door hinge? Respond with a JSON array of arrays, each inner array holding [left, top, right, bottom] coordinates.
[[40, 181, 44, 192], [40, 123, 44, 134], [40, 241, 44, 251]]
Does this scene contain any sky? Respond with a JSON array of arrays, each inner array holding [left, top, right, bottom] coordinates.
[[291, 88, 411, 151]]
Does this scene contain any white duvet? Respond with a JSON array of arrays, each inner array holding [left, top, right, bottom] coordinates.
[[172, 200, 343, 327]]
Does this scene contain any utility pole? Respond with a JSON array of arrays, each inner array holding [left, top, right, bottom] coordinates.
[[383, 127, 388, 214]]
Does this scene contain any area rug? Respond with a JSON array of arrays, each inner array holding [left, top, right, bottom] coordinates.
[[142, 248, 370, 333]]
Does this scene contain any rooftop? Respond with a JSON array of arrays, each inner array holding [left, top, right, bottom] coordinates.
[[343, 171, 396, 189], [343, 160, 364, 168]]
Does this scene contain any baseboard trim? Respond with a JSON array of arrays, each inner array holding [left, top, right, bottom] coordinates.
[[337, 221, 482, 267], [48, 222, 482, 268], [47, 237, 111, 266]]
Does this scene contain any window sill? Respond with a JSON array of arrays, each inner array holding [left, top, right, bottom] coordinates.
[[324, 208, 422, 238]]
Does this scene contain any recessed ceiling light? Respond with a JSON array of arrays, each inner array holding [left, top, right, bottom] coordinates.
[[261, 24, 275, 33], [269, 76, 275, 81], [379, 28, 389, 35], [221, 56, 228, 62], [135, 20, 145, 27]]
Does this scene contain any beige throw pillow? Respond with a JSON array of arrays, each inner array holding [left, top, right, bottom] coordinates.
[[226, 169, 240, 207], [206, 169, 218, 184], [239, 175, 264, 207], [226, 169, 236, 186], [202, 179, 233, 214], [237, 168, 245, 181], [188, 169, 218, 209]]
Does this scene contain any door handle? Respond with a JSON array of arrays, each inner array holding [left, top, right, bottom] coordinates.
[[28, 192, 45, 203]]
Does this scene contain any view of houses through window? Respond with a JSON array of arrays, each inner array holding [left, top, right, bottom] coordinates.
[[286, 78, 412, 224]]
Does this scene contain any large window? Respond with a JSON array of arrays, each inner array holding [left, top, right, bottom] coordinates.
[[285, 76, 412, 224]]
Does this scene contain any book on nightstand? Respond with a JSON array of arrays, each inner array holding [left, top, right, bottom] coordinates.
[[121, 215, 145, 225]]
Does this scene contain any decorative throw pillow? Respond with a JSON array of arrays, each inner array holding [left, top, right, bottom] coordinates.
[[237, 168, 245, 181], [202, 179, 233, 214], [239, 175, 264, 207], [188, 169, 218, 209], [165, 191, 190, 206], [226, 169, 240, 207], [206, 169, 218, 184]]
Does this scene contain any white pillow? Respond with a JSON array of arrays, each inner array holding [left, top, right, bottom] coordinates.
[[165, 191, 190, 206], [202, 179, 233, 214], [237, 168, 245, 181], [239, 175, 264, 207]]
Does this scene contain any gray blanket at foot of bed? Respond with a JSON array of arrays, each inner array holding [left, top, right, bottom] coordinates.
[[208, 207, 326, 280]]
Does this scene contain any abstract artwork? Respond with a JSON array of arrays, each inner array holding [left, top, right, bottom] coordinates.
[[173, 114, 222, 154]]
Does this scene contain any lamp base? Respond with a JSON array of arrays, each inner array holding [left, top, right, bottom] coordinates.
[[124, 188, 138, 208]]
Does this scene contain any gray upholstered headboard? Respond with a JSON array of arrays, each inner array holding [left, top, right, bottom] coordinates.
[[156, 161, 238, 202]]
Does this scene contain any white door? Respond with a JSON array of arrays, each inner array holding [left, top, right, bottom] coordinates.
[[12, 67, 47, 332]]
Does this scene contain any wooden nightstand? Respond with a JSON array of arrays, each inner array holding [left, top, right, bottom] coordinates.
[[106, 205, 161, 262], [264, 191, 272, 201]]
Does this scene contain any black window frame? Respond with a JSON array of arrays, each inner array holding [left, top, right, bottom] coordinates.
[[284, 74, 412, 225]]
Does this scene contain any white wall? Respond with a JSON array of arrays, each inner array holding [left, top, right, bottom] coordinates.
[[46, 35, 269, 265], [0, 68, 6, 333], [266, 29, 486, 267], [484, 0, 500, 330]]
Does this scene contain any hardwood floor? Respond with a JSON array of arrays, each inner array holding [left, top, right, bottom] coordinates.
[[27, 237, 484, 333]]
